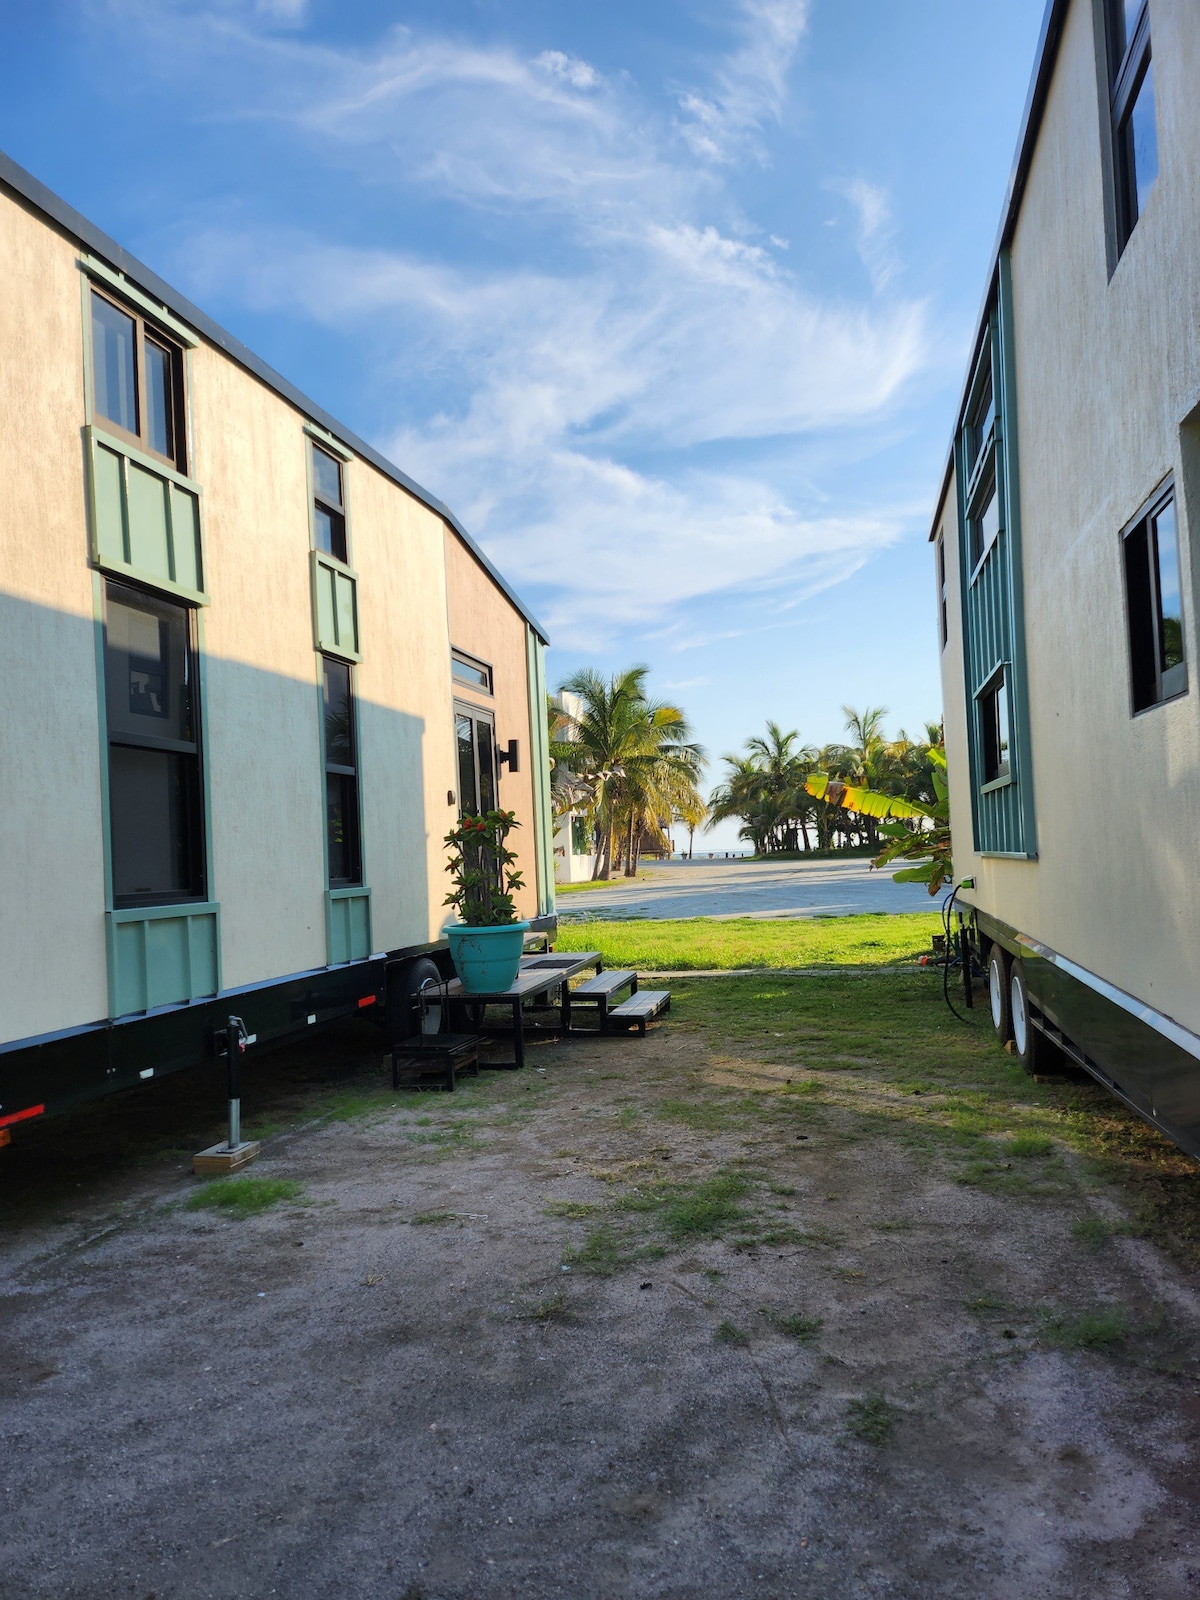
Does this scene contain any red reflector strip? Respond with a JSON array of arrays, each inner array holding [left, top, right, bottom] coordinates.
[[0, 1103, 45, 1129], [357, 995, 377, 1009]]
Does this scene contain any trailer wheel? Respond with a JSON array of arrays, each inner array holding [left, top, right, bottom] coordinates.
[[1009, 958, 1060, 1076], [987, 944, 1011, 1044], [385, 957, 445, 1044]]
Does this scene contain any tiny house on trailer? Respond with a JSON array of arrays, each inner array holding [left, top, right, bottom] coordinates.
[[933, 0, 1200, 1156], [0, 151, 556, 1138]]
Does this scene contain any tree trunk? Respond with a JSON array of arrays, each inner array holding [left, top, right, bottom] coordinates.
[[688, 825, 694, 859], [598, 810, 614, 879], [623, 809, 638, 877]]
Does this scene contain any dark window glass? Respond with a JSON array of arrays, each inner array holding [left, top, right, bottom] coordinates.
[[313, 446, 343, 507], [104, 582, 204, 906], [451, 651, 492, 691], [92, 292, 138, 437], [937, 535, 948, 649], [312, 445, 348, 563], [967, 365, 994, 475], [144, 338, 176, 461], [1125, 491, 1187, 712], [1109, 1, 1156, 251], [456, 713, 478, 815], [323, 656, 361, 885], [980, 674, 1011, 785], [571, 816, 589, 855], [476, 718, 496, 812], [969, 479, 1000, 570], [109, 746, 203, 900]]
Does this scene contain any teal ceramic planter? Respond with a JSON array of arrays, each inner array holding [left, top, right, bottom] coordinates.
[[444, 921, 530, 995]]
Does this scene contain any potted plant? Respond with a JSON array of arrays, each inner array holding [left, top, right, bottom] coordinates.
[[442, 808, 530, 994]]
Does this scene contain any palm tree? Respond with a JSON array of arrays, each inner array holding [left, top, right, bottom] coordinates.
[[708, 723, 819, 855], [555, 666, 706, 880]]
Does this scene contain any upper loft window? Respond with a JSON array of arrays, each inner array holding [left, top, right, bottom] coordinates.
[[90, 288, 186, 471], [451, 649, 493, 694], [936, 532, 949, 649], [312, 443, 348, 564], [1106, 0, 1157, 253], [961, 335, 1001, 575], [1124, 484, 1186, 712]]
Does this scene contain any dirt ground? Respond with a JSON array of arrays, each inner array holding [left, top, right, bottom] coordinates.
[[2, 976, 1199, 1600]]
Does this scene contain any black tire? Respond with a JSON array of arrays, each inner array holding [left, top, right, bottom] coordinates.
[[987, 943, 1011, 1044], [1009, 958, 1063, 1076], [385, 957, 445, 1045]]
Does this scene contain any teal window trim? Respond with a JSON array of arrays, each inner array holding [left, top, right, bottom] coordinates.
[[304, 420, 352, 462], [105, 902, 221, 1018], [525, 626, 556, 918], [955, 252, 1037, 860], [79, 254, 199, 348], [85, 425, 209, 605], [325, 887, 373, 966], [310, 550, 362, 661]]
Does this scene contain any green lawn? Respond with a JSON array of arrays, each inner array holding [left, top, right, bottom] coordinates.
[[555, 912, 942, 970]]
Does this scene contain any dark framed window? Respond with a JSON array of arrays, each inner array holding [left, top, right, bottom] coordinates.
[[1124, 484, 1186, 713], [979, 669, 1011, 786], [937, 533, 949, 649], [455, 703, 497, 817], [312, 444, 348, 564], [103, 581, 205, 905], [1106, 0, 1157, 253], [322, 656, 362, 886], [962, 338, 1001, 575], [90, 287, 187, 471], [451, 649, 493, 694]]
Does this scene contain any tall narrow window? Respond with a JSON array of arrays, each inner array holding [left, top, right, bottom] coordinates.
[[979, 670, 1011, 786], [90, 288, 186, 470], [1107, 0, 1157, 253], [1124, 486, 1187, 712], [104, 582, 205, 904], [962, 339, 1001, 574], [455, 705, 497, 817], [937, 533, 949, 649], [323, 657, 362, 885], [312, 444, 348, 564]]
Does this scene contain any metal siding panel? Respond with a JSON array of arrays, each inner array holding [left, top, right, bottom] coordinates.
[[169, 484, 202, 592], [92, 441, 127, 565]]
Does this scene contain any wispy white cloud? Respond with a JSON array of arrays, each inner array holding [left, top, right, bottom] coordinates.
[[830, 177, 901, 293], [676, 0, 810, 163], [87, 0, 931, 646]]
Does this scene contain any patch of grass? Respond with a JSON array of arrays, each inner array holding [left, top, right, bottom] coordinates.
[[714, 1320, 748, 1347], [845, 1393, 897, 1445], [555, 913, 942, 972], [964, 1292, 1007, 1314], [1038, 1305, 1129, 1351], [563, 1225, 664, 1277], [655, 1098, 746, 1132], [660, 1172, 752, 1239], [780, 1079, 824, 1097], [513, 1289, 570, 1323], [186, 1177, 305, 1218], [408, 1210, 457, 1226], [773, 1312, 822, 1343], [1071, 1215, 1125, 1251], [1007, 1132, 1055, 1158], [543, 1200, 600, 1219]]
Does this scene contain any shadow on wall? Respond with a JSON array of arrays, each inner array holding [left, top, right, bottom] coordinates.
[[0, 591, 431, 1042]]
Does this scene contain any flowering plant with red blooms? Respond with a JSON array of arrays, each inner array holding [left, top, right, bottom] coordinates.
[[444, 808, 525, 926]]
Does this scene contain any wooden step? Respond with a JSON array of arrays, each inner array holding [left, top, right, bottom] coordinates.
[[572, 969, 637, 1000], [606, 990, 670, 1035]]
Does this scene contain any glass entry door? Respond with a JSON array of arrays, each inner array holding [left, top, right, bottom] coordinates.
[[455, 703, 497, 816]]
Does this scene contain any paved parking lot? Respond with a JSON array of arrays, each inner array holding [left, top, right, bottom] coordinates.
[[558, 856, 945, 921]]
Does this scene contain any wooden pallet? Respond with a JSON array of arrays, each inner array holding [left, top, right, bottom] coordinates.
[[391, 1033, 482, 1092]]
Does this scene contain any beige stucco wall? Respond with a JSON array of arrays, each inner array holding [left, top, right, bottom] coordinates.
[[0, 195, 109, 1041], [443, 529, 540, 921], [940, 0, 1200, 1032], [0, 175, 545, 1045]]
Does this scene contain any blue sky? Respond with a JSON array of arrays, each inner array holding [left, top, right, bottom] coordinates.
[[3, 0, 1047, 847]]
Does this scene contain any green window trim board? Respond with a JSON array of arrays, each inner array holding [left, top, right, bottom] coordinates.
[[955, 251, 1037, 860], [86, 427, 208, 605], [526, 626, 557, 918], [326, 888, 373, 966]]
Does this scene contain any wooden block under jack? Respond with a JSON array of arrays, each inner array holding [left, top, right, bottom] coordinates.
[[193, 1140, 261, 1176]]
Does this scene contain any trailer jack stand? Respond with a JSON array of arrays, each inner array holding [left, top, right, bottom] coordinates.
[[193, 1015, 261, 1176]]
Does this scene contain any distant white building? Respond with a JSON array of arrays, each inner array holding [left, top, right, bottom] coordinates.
[[550, 691, 599, 884]]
